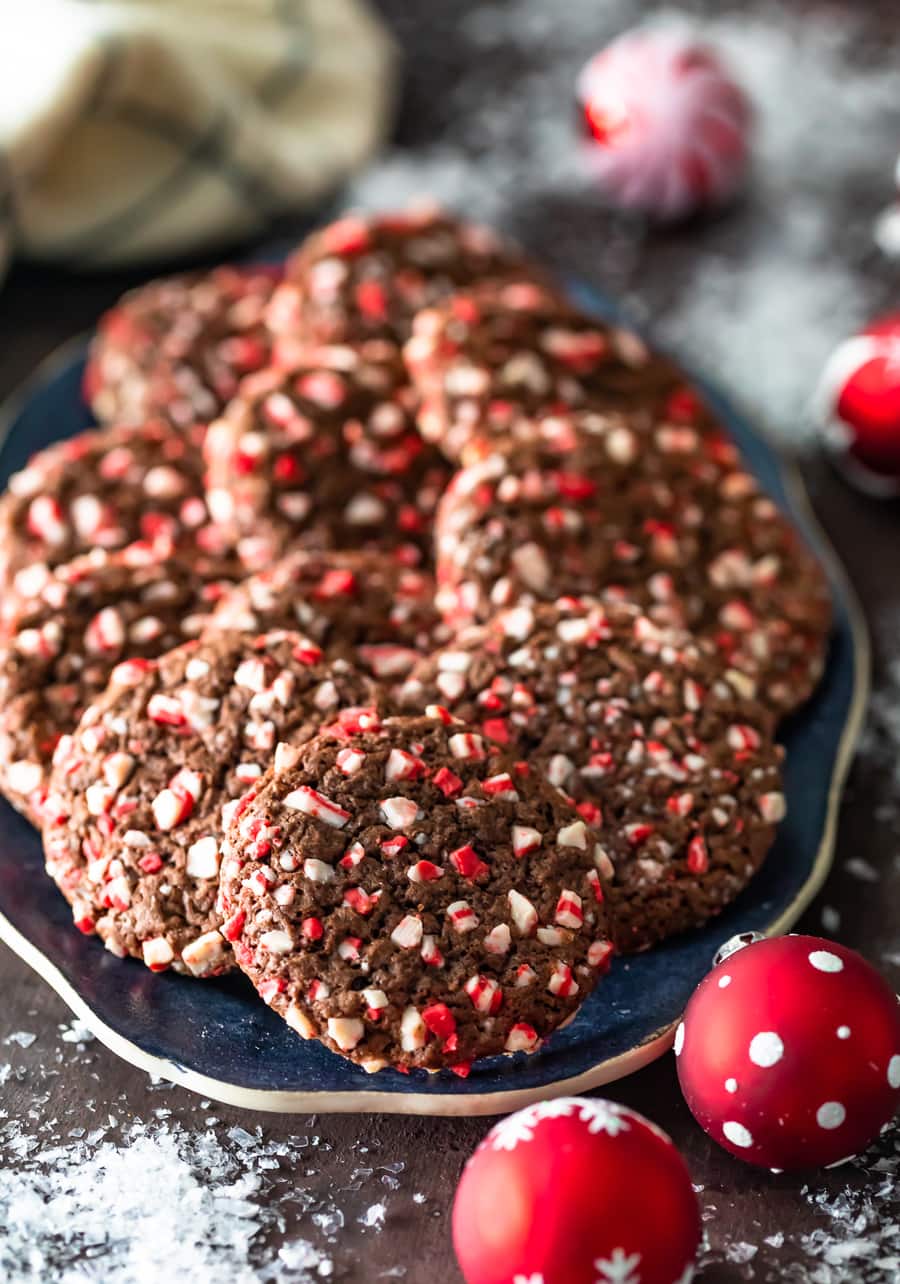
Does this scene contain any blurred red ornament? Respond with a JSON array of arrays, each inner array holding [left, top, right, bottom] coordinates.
[[816, 315, 900, 494], [452, 1096, 700, 1284], [676, 934, 900, 1171], [576, 29, 752, 221]]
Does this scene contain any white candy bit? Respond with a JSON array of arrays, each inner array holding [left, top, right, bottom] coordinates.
[[327, 1018, 365, 1052], [380, 796, 420, 830], [508, 889, 538, 936], [537, 926, 565, 946], [510, 542, 551, 591], [336, 747, 366, 776], [484, 924, 511, 955], [758, 792, 787, 822], [103, 752, 135, 790], [85, 783, 115, 816], [260, 929, 294, 954], [400, 1005, 427, 1052], [465, 974, 501, 1014], [6, 760, 43, 796], [363, 988, 389, 1012], [420, 935, 444, 967], [515, 964, 537, 988], [274, 741, 303, 775], [390, 915, 424, 949], [142, 937, 174, 970], [546, 754, 574, 788], [304, 858, 335, 883], [234, 657, 267, 692], [171, 768, 203, 801], [385, 749, 422, 781], [505, 1023, 539, 1053], [284, 785, 351, 828], [594, 845, 615, 879], [547, 961, 579, 997], [500, 606, 535, 641], [588, 939, 614, 969], [447, 900, 479, 932], [186, 836, 220, 880], [123, 829, 152, 849], [285, 1004, 316, 1040], [151, 788, 186, 832], [555, 890, 583, 930], [512, 826, 541, 859], [185, 657, 211, 682], [448, 732, 485, 760], [181, 930, 227, 977], [557, 820, 589, 849]]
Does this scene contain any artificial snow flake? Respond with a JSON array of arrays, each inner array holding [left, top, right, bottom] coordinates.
[[594, 1247, 642, 1284]]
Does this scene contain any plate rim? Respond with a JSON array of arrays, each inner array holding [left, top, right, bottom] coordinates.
[[0, 335, 871, 1117]]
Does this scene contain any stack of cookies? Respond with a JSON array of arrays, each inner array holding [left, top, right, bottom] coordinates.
[[0, 206, 831, 1077]]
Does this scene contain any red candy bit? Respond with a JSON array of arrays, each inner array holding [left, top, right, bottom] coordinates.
[[433, 766, 464, 798], [422, 1003, 457, 1041], [408, 859, 444, 883], [449, 844, 489, 881], [465, 975, 503, 1015], [258, 978, 286, 1004], [481, 717, 511, 745], [343, 887, 377, 916], [381, 835, 409, 858], [292, 639, 324, 667], [677, 934, 900, 1171], [314, 568, 358, 599], [453, 1098, 699, 1284], [222, 909, 246, 942], [147, 693, 185, 727], [686, 834, 708, 874], [301, 916, 324, 942]]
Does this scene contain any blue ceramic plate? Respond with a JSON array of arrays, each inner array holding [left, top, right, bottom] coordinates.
[[0, 287, 869, 1116]]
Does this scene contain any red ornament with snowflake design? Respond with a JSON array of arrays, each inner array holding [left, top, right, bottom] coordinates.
[[576, 29, 751, 221], [676, 934, 900, 1170], [452, 1096, 699, 1284], [815, 315, 900, 495]]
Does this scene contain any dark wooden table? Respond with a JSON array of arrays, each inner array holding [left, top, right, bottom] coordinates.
[[2, 2, 899, 1279]]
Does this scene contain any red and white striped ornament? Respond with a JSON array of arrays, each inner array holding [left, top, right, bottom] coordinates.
[[576, 29, 752, 221], [815, 315, 900, 494]]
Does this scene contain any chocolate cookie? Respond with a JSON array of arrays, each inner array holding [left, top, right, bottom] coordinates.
[[399, 598, 786, 952], [218, 713, 614, 1072], [84, 265, 279, 428], [206, 548, 446, 680], [41, 631, 383, 973], [433, 414, 831, 713], [403, 279, 685, 463], [0, 543, 237, 823], [0, 419, 218, 596], [203, 355, 450, 571], [267, 205, 531, 355]]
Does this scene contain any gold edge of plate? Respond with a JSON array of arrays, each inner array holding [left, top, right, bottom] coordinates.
[[0, 345, 871, 1117]]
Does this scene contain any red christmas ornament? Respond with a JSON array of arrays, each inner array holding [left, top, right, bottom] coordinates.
[[576, 29, 751, 221], [676, 934, 900, 1171], [815, 315, 900, 494], [452, 1096, 700, 1284]]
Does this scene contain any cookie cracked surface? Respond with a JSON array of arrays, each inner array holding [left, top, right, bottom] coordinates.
[[219, 714, 614, 1072], [41, 630, 382, 974]]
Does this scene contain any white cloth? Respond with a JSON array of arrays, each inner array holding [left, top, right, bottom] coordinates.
[[0, 0, 396, 279]]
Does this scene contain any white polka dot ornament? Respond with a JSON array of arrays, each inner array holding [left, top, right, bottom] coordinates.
[[675, 934, 900, 1170], [452, 1097, 699, 1284]]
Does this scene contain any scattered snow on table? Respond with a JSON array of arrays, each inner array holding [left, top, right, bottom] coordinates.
[[348, 1, 900, 448]]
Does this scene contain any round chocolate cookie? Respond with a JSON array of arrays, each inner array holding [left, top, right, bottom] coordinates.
[[267, 205, 531, 354], [433, 413, 831, 714], [41, 631, 383, 974], [218, 714, 614, 1072], [403, 278, 685, 463], [0, 543, 237, 823], [203, 354, 450, 572], [206, 548, 446, 680], [84, 265, 279, 428], [0, 419, 217, 596], [399, 598, 786, 953]]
